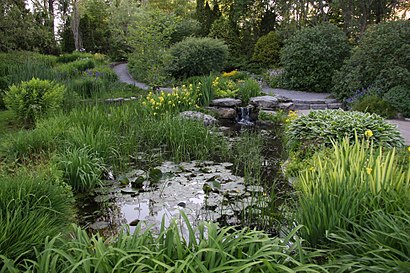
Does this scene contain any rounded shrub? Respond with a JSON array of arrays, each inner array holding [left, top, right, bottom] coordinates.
[[280, 23, 350, 92], [351, 94, 396, 118], [4, 78, 65, 124], [332, 20, 410, 99], [383, 85, 410, 117], [168, 37, 228, 79], [0, 168, 75, 260], [252, 31, 283, 68], [286, 109, 404, 153], [170, 18, 201, 44]]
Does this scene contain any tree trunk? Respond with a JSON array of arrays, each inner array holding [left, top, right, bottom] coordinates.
[[71, 0, 81, 50]]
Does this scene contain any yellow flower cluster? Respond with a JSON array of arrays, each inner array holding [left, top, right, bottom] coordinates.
[[212, 76, 238, 98], [364, 129, 373, 138], [222, 70, 238, 77], [285, 110, 298, 123], [142, 85, 199, 116]]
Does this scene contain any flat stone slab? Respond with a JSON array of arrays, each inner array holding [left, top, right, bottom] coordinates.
[[250, 96, 279, 109], [327, 103, 343, 109], [277, 102, 294, 110], [179, 111, 218, 126], [293, 99, 327, 104], [206, 107, 237, 119], [211, 98, 242, 107]]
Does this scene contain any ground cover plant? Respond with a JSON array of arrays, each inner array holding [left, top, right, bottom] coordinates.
[[284, 109, 404, 177], [286, 109, 404, 153]]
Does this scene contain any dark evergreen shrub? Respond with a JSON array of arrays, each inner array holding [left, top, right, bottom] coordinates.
[[168, 37, 228, 78], [280, 23, 350, 93], [351, 94, 396, 118], [170, 19, 201, 44], [332, 20, 410, 99], [252, 31, 283, 68], [384, 86, 410, 117]]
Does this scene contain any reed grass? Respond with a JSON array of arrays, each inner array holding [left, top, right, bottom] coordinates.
[[327, 209, 410, 273], [0, 167, 75, 260], [0, 216, 328, 273], [296, 137, 410, 247], [53, 146, 106, 192]]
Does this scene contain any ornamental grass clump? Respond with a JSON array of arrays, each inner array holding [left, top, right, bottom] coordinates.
[[296, 137, 410, 247]]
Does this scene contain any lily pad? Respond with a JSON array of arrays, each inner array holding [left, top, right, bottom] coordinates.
[[149, 168, 163, 183], [118, 176, 130, 186], [131, 176, 145, 188]]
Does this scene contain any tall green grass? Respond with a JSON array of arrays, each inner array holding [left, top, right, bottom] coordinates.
[[53, 146, 106, 192], [0, 167, 75, 260], [328, 209, 410, 273], [0, 217, 328, 272], [296, 137, 410, 247], [1, 104, 229, 185]]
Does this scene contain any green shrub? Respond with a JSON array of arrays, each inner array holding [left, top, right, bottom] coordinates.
[[332, 20, 410, 99], [286, 109, 404, 154], [263, 70, 284, 88], [4, 78, 65, 124], [0, 167, 75, 260], [237, 78, 261, 104], [128, 50, 171, 86], [56, 52, 95, 63], [351, 94, 396, 118], [296, 138, 410, 247], [127, 8, 176, 86], [54, 146, 105, 192], [168, 37, 228, 79], [170, 18, 201, 44], [252, 31, 283, 68], [280, 23, 350, 92], [383, 85, 410, 117]]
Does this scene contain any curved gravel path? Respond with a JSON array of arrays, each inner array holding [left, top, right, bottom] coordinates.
[[113, 63, 173, 92]]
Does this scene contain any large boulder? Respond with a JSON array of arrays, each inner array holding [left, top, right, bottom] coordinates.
[[179, 111, 218, 126], [206, 107, 237, 119], [250, 96, 279, 109], [211, 98, 242, 107]]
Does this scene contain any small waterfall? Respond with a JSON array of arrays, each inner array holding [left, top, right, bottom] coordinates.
[[237, 106, 254, 126]]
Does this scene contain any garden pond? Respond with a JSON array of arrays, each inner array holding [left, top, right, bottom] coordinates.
[[76, 123, 289, 237]]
